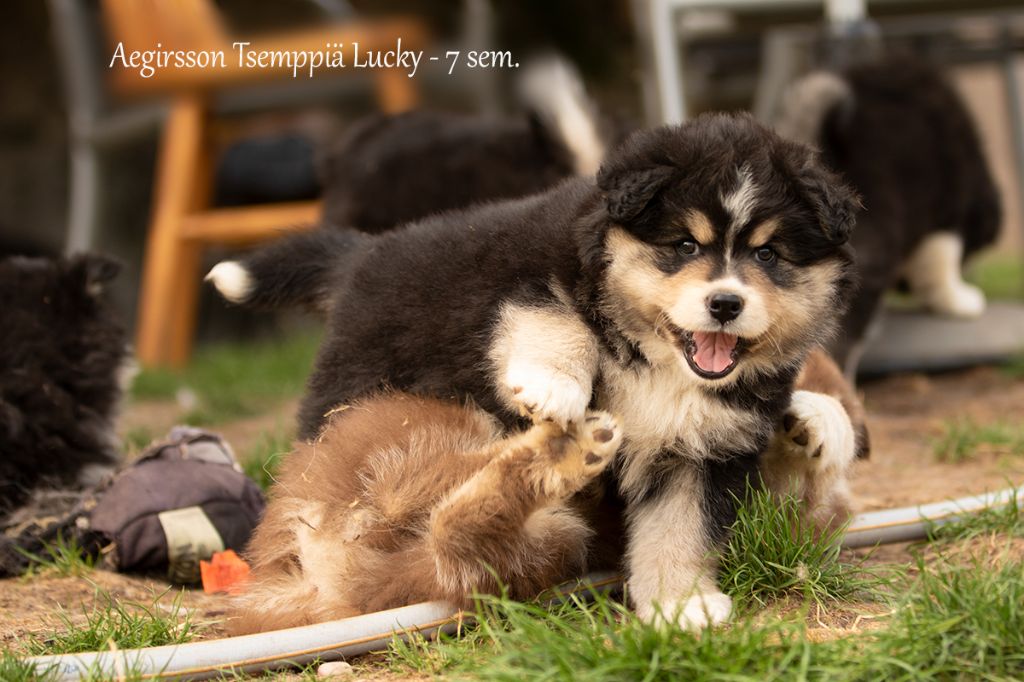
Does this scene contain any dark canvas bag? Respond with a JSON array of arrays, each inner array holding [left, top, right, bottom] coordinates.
[[0, 427, 265, 583]]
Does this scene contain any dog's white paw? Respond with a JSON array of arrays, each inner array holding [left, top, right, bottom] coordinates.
[[206, 261, 253, 303], [505, 363, 590, 426], [927, 280, 986, 318], [638, 591, 733, 631], [779, 390, 856, 472]]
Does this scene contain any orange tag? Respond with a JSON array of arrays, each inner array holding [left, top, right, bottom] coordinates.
[[200, 549, 251, 594]]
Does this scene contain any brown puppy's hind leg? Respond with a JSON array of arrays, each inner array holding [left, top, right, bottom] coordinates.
[[427, 411, 621, 603]]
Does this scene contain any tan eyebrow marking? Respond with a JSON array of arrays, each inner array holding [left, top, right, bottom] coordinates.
[[683, 209, 715, 244], [746, 218, 779, 247]]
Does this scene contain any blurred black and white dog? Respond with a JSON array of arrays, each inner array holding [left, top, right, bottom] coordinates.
[[319, 58, 614, 233], [211, 114, 859, 629], [775, 56, 1002, 372], [0, 253, 128, 514]]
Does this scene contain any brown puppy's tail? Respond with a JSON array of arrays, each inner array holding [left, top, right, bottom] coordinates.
[[205, 228, 366, 313]]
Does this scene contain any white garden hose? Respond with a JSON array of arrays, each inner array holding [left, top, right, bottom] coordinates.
[[27, 487, 1023, 681]]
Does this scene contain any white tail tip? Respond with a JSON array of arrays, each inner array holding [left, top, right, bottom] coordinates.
[[206, 261, 253, 303]]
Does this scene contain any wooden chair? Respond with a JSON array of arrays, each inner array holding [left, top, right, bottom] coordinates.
[[99, 0, 428, 366]]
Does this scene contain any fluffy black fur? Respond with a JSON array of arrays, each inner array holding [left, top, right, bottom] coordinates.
[[318, 57, 621, 234], [319, 110, 578, 233], [0, 254, 127, 514], [780, 57, 1001, 368], [215, 115, 857, 600]]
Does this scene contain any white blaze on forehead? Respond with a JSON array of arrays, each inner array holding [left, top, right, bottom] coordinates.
[[721, 165, 759, 232]]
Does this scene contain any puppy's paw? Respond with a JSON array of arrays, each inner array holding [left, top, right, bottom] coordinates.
[[779, 390, 856, 472], [638, 591, 733, 631], [527, 411, 620, 497], [505, 363, 590, 427], [927, 280, 986, 318]]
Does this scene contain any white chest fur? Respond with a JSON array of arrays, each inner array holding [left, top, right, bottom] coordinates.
[[598, 356, 766, 491]]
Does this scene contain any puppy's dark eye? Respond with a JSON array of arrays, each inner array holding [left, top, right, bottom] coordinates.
[[754, 246, 776, 263], [678, 240, 699, 256]]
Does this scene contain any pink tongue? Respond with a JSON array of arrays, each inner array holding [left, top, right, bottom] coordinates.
[[692, 332, 738, 373]]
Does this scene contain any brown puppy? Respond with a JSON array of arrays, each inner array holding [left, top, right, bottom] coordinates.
[[229, 394, 621, 634]]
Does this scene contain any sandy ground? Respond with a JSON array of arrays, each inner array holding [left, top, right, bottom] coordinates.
[[1, 367, 1021, 675], [853, 367, 1024, 511]]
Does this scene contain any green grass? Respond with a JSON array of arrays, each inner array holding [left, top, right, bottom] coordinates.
[[0, 651, 57, 682], [932, 418, 1024, 462], [27, 586, 196, 656], [19, 534, 96, 579], [242, 428, 293, 491], [132, 331, 320, 425], [718, 487, 877, 610], [862, 556, 1024, 680], [966, 252, 1024, 302], [388, 555, 1024, 681], [122, 425, 156, 454]]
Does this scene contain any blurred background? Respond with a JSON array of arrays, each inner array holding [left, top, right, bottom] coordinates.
[[1, 0, 1022, 363]]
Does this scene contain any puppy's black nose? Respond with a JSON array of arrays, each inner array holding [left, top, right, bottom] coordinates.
[[707, 293, 744, 324]]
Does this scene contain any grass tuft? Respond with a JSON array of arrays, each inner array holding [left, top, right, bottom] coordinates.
[[28, 586, 196, 655], [932, 418, 1024, 462], [19, 534, 96, 579], [928, 486, 1024, 542], [0, 650, 57, 682], [863, 556, 1024, 680], [718, 486, 875, 610]]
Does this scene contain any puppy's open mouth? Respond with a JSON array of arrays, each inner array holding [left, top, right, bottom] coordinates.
[[669, 326, 744, 380]]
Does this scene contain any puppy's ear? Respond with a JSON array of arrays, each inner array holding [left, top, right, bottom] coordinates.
[[67, 253, 121, 296], [597, 164, 675, 223], [797, 164, 860, 245]]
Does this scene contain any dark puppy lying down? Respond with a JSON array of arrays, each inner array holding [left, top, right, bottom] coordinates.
[[319, 58, 611, 234], [216, 114, 862, 631]]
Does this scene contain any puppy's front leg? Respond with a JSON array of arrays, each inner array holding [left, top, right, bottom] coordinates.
[[626, 463, 732, 630], [489, 301, 599, 426]]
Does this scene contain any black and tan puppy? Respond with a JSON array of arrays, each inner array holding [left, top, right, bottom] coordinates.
[[776, 56, 1001, 373], [212, 113, 859, 629]]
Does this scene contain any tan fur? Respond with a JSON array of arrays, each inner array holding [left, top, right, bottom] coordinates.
[[683, 209, 716, 245], [228, 394, 621, 635], [746, 219, 780, 248]]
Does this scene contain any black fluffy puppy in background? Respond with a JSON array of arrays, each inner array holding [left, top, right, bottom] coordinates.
[[319, 57, 615, 233], [0, 253, 128, 514], [776, 56, 1002, 373]]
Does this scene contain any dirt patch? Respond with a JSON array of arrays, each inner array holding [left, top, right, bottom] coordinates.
[[851, 367, 1024, 511]]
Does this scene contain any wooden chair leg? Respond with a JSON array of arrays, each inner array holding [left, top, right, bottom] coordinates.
[[135, 95, 208, 368], [374, 68, 419, 113]]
